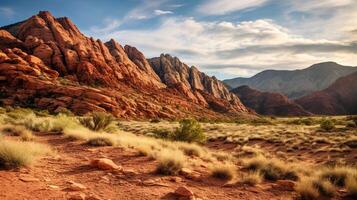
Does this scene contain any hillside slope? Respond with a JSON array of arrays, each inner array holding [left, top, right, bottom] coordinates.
[[231, 86, 311, 116], [224, 62, 357, 99], [295, 72, 357, 115]]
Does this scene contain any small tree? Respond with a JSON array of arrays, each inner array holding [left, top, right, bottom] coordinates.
[[320, 119, 335, 131], [172, 119, 206, 143]]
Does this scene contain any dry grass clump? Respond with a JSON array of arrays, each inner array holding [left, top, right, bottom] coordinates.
[[79, 112, 114, 132], [177, 142, 205, 157], [0, 125, 34, 141], [318, 166, 357, 187], [155, 150, 185, 175], [240, 172, 262, 186], [242, 155, 298, 181], [63, 127, 94, 141], [295, 177, 323, 200], [210, 164, 236, 181], [86, 136, 115, 146], [0, 139, 51, 169], [346, 176, 357, 198]]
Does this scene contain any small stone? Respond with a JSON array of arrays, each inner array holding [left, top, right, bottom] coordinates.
[[86, 194, 102, 200], [91, 158, 121, 170], [67, 192, 86, 200], [175, 186, 194, 197], [19, 174, 40, 182], [122, 169, 138, 176], [169, 176, 183, 182], [48, 185, 60, 189], [68, 182, 87, 191], [180, 168, 192, 176]]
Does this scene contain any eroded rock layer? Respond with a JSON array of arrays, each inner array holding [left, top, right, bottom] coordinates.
[[0, 11, 248, 119]]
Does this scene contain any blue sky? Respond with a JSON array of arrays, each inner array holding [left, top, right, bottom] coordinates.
[[0, 0, 356, 79]]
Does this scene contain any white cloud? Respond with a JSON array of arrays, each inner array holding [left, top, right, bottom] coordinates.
[[290, 0, 355, 11], [0, 7, 14, 17], [126, 0, 168, 20], [197, 0, 268, 15], [88, 17, 356, 78], [154, 9, 173, 16]]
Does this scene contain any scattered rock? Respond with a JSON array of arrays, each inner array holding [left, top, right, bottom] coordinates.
[[90, 158, 121, 170], [179, 168, 201, 180], [122, 169, 138, 177], [168, 176, 183, 183], [48, 185, 60, 189], [68, 181, 87, 191], [174, 186, 194, 197], [19, 174, 40, 182], [142, 179, 170, 187], [67, 192, 86, 200]]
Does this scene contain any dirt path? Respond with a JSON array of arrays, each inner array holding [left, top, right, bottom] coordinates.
[[0, 134, 296, 200]]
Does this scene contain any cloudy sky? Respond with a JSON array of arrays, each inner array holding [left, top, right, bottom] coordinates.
[[0, 0, 356, 79]]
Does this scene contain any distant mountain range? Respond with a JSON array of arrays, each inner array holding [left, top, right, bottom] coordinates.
[[296, 71, 357, 115], [224, 62, 357, 99], [231, 86, 311, 116]]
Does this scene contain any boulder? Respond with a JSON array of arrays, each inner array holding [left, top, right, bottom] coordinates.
[[90, 158, 121, 170]]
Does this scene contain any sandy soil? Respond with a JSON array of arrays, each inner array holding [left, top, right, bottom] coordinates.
[[0, 134, 299, 200]]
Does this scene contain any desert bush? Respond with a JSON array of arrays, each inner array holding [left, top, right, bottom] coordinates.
[[319, 166, 357, 187], [156, 150, 185, 175], [171, 119, 206, 143], [178, 143, 205, 157], [0, 140, 51, 169], [346, 121, 356, 128], [86, 136, 115, 146], [289, 118, 315, 126], [1, 125, 35, 141], [295, 177, 324, 200], [250, 117, 274, 125], [152, 128, 172, 139], [243, 156, 298, 181], [346, 115, 357, 127], [210, 164, 236, 181], [240, 172, 262, 186], [79, 112, 114, 132], [320, 119, 335, 131]]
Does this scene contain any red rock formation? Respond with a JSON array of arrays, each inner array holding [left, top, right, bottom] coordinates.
[[0, 11, 249, 119], [295, 72, 357, 115], [231, 86, 311, 116], [149, 54, 247, 113]]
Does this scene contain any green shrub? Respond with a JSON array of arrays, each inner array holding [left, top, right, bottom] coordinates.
[[289, 118, 316, 125], [171, 119, 206, 143], [79, 112, 114, 131], [152, 129, 172, 139], [320, 119, 335, 131]]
